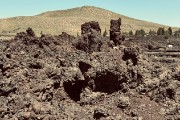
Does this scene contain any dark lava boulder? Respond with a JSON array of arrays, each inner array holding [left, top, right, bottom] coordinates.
[[59, 32, 75, 41], [81, 21, 101, 35], [14, 28, 38, 45], [110, 18, 124, 45], [123, 47, 140, 65], [26, 27, 35, 37], [76, 21, 102, 53]]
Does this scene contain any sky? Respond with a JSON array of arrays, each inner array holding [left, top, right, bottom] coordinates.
[[0, 0, 180, 27]]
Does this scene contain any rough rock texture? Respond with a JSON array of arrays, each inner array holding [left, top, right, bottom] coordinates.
[[26, 27, 35, 37], [0, 25, 179, 120], [110, 18, 125, 46], [78, 21, 102, 53], [81, 21, 101, 35]]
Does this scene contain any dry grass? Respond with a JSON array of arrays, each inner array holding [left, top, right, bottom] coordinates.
[[0, 6, 179, 36]]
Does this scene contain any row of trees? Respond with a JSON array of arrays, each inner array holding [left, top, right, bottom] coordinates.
[[131, 27, 173, 36], [131, 27, 180, 37], [101, 27, 180, 37], [156, 27, 172, 35]]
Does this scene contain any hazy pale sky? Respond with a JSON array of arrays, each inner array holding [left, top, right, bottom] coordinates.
[[0, 0, 180, 27]]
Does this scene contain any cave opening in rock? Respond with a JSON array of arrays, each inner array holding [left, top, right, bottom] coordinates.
[[63, 79, 85, 102], [94, 71, 121, 94]]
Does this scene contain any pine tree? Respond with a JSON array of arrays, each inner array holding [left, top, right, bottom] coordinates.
[[157, 27, 165, 35], [135, 30, 140, 36], [129, 30, 133, 35], [135, 29, 145, 36], [140, 29, 146, 36], [168, 27, 172, 36]]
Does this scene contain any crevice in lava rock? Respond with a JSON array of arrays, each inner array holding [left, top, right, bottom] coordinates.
[[122, 54, 138, 66], [93, 112, 107, 120], [94, 71, 121, 94], [29, 62, 43, 69], [166, 88, 175, 100], [6, 54, 11, 59], [63, 79, 85, 102], [0, 64, 11, 76], [78, 61, 91, 74], [93, 109, 109, 120], [0, 87, 17, 97], [53, 80, 60, 89]]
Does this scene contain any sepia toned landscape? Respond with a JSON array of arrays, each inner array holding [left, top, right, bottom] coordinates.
[[0, 3, 179, 120]]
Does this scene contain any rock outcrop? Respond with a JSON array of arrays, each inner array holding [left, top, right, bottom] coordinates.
[[80, 21, 102, 53], [110, 18, 124, 45]]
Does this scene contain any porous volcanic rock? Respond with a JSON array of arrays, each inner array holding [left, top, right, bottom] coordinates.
[[0, 24, 179, 119], [110, 18, 125, 45], [77, 21, 102, 53]]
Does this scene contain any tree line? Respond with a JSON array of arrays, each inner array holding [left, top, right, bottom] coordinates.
[[130, 27, 180, 37], [102, 27, 180, 37]]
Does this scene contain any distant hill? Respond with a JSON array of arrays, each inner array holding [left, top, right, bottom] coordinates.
[[0, 6, 178, 36]]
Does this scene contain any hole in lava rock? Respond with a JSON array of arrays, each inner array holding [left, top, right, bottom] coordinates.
[[166, 88, 175, 99], [53, 81, 60, 89], [34, 54, 39, 58], [79, 61, 91, 74], [0, 64, 3, 70], [6, 54, 11, 59], [94, 71, 121, 94], [63, 79, 85, 102], [122, 53, 138, 66], [93, 111, 107, 119], [29, 62, 43, 69]]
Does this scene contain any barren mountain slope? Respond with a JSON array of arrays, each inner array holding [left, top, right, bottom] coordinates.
[[0, 6, 178, 36]]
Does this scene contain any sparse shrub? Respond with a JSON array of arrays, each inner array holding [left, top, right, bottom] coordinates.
[[77, 32, 80, 37], [167, 27, 172, 36], [135, 29, 146, 36], [149, 30, 156, 36], [103, 28, 108, 37], [129, 30, 133, 36], [122, 32, 129, 36]]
